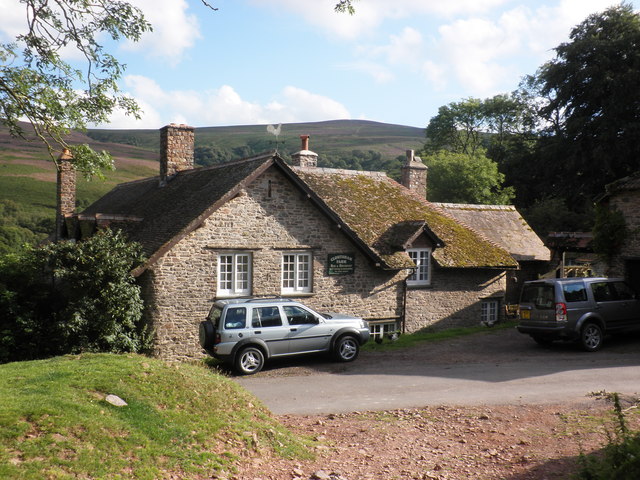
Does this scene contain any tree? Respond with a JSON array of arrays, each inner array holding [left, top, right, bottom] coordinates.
[[424, 150, 515, 205], [0, 229, 149, 363], [0, 0, 153, 178], [532, 3, 640, 204]]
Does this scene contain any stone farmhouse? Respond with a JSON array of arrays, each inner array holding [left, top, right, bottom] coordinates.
[[58, 124, 549, 361]]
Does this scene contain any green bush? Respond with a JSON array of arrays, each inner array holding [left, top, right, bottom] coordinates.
[[576, 393, 640, 479], [0, 229, 151, 363]]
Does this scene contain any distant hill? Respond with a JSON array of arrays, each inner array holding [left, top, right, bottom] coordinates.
[[0, 119, 425, 252], [87, 119, 425, 158]]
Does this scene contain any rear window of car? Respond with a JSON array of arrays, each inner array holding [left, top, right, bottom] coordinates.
[[520, 284, 555, 309], [208, 305, 222, 326], [562, 283, 587, 303]]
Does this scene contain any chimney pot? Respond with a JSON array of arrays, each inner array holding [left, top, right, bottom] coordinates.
[[291, 134, 318, 168], [300, 134, 310, 151]]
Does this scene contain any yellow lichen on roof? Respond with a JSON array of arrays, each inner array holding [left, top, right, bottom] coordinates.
[[295, 169, 517, 269]]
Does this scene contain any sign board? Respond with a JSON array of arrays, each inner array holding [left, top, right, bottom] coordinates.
[[328, 253, 355, 275]]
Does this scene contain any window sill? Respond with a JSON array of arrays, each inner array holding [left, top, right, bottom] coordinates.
[[280, 292, 315, 298], [406, 283, 432, 290]]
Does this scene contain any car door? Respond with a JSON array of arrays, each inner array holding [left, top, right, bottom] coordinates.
[[610, 281, 640, 330], [282, 305, 332, 353], [249, 306, 290, 356], [590, 281, 629, 332]]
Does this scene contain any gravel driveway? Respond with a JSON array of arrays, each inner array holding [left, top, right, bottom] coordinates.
[[236, 326, 640, 414]]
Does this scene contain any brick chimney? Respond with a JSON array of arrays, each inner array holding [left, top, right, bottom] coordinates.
[[56, 148, 76, 240], [291, 134, 318, 168], [401, 150, 428, 198], [159, 123, 195, 186]]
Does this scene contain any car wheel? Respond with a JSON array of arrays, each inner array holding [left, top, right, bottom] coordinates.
[[580, 323, 603, 352], [235, 346, 265, 375], [199, 321, 215, 350], [334, 335, 359, 362]]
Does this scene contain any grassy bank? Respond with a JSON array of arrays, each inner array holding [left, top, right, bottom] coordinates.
[[0, 354, 312, 479]]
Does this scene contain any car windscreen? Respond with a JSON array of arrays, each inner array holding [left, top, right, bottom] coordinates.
[[520, 284, 555, 309]]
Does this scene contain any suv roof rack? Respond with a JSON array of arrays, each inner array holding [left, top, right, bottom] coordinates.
[[245, 297, 295, 303]]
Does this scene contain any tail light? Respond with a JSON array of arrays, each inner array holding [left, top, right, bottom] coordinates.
[[215, 332, 221, 345], [555, 302, 567, 322]]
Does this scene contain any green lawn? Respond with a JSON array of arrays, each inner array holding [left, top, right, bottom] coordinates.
[[0, 354, 312, 479]]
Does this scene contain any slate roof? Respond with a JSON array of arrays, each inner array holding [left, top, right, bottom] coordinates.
[[290, 167, 517, 270], [78, 154, 517, 273], [81, 153, 277, 269], [432, 203, 550, 262]]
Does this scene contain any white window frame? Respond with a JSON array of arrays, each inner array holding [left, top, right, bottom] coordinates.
[[407, 248, 431, 286], [217, 252, 252, 296], [281, 252, 312, 294], [481, 299, 499, 324]]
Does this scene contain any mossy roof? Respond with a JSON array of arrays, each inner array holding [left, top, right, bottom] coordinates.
[[78, 154, 516, 273], [291, 167, 517, 269], [433, 203, 550, 262]]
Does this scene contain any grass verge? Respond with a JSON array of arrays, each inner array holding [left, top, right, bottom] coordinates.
[[362, 320, 518, 352], [0, 354, 312, 479]]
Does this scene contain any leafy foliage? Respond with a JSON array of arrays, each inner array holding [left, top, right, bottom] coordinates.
[[0, 0, 151, 176], [526, 3, 640, 209], [576, 392, 640, 479], [0, 229, 149, 363], [0, 200, 53, 255], [424, 150, 515, 205], [592, 204, 628, 262]]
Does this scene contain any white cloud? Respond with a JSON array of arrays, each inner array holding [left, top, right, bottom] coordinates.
[[0, 0, 24, 41], [95, 76, 351, 128], [125, 0, 200, 63], [248, 0, 511, 39]]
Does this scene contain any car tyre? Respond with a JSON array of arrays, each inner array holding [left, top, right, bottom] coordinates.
[[199, 321, 215, 350], [580, 322, 603, 352], [235, 346, 265, 375], [334, 335, 360, 362]]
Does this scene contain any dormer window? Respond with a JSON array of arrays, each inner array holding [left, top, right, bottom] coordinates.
[[407, 248, 431, 286]]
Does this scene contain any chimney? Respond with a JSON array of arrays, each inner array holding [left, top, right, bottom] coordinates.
[[56, 148, 76, 240], [160, 123, 195, 186], [401, 149, 428, 198], [291, 134, 318, 168]]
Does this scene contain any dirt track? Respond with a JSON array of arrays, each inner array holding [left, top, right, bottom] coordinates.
[[227, 327, 640, 480]]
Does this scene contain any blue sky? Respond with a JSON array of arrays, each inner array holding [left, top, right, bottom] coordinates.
[[2, 0, 638, 129]]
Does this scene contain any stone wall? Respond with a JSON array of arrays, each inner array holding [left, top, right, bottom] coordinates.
[[405, 269, 507, 332], [607, 189, 640, 277], [147, 166, 404, 361], [160, 124, 194, 184]]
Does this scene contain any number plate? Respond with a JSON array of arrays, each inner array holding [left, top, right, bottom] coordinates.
[[520, 309, 530, 319]]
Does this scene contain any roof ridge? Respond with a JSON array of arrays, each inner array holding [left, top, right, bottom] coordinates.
[[431, 202, 515, 211], [292, 166, 388, 178]]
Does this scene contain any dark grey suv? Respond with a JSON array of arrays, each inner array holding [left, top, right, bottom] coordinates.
[[199, 298, 370, 374], [517, 277, 640, 351]]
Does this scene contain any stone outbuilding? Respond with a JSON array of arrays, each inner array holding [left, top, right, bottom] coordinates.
[[432, 203, 550, 304], [61, 124, 529, 361], [596, 172, 640, 291]]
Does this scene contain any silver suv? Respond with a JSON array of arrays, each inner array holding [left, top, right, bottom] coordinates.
[[517, 277, 640, 351], [199, 298, 370, 374]]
